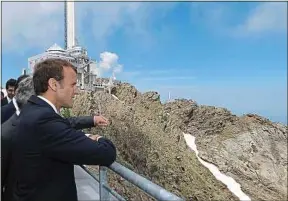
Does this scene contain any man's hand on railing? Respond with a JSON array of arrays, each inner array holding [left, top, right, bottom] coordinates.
[[89, 134, 103, 141], [93, 115, 109, 127]]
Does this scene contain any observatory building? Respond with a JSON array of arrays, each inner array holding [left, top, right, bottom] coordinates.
[[27, 43, 98, 91]]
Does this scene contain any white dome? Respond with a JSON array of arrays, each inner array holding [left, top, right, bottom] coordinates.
[[46, 43, 65, 52]]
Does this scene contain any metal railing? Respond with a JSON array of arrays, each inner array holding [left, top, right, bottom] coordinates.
[[81, 162, 185, 201]]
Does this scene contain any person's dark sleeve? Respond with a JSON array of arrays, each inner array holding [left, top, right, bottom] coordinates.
[[1, 97, 8, 107], [1, 118, 16, 186], [66, 116, 94, 130], [1, 103, 15, 124], [1, 124, 11, 185], [1, 104, 9, 123], [39, 116, 116, 166]]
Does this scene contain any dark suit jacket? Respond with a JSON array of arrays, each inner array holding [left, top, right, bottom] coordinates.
[[1, 97, 9, 106], [1, 113, 18, 199], [1, 113, 96, 196], [1, 101, 16, 124], [4, 95, 116, 201]]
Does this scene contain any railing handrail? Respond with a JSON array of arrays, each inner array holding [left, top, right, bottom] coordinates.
[[81, 162, 185, 201], [108, 162, 183, 201]]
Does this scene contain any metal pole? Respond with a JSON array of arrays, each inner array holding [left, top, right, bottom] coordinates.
[[80, 165, 126, 201], [64, 1, 67, 49], [99, 166, 109, 201], [109, 162, 184, 201]]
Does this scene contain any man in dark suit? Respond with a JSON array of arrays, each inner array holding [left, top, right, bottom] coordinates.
[[1, 78, 17, 106], [5, 59, 116, 201], [1, 75, 29, 124], [2, 76, 113, 200]]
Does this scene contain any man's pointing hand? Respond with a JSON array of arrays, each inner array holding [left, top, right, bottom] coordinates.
[[93, 115, 109, 127]]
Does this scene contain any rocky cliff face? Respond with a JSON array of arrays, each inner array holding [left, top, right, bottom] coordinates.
[[71, 82, 287, 201], [164, 99, 287, 201]]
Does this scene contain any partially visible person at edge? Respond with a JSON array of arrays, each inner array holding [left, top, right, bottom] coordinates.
[[1, 91, 4, 100], [1, 75, 29, 123], [1, 78, 17, 106], [1, 76, 111, 200], [6, 59, 116, 201]]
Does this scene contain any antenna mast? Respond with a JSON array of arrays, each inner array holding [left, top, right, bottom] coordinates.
[[64, 0, 75, 49], [64, 2, 67, 49]]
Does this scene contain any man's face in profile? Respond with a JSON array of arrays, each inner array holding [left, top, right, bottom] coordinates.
[[55, 66, 78, 108]]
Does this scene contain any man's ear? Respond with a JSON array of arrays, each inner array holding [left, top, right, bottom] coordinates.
[[48, 78, 57, 92]]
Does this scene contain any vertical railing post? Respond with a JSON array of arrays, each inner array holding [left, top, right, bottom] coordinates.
[[99, 166, 109, 201]]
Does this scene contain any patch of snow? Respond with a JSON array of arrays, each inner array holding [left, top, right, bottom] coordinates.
[[183, 132, 251, 201], [112, 94, 120, 101]]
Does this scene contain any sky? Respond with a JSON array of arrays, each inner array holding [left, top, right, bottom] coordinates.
[[1, 2, 287, 124]]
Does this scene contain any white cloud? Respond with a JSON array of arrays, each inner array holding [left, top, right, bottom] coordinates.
[[232, 2, 287, 36], [2, 2, 63, 52], [98, 52, 123, 73], [190, 2, 287, 37], [2, 2, 177, 53], [90, 52, 123, 77]]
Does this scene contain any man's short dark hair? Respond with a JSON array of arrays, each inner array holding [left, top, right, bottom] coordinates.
[[5, 78, 17, 89], [33, 58, 77, 95], [15, 75, 30, 91]]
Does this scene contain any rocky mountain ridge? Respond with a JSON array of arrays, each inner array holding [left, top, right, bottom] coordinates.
[[71, 82, 287, 201]]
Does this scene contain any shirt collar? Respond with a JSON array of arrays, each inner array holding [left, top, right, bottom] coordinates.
[[37, 95, 59, 114], [12, 97, 20, 116], [7, 96, 12, 103]]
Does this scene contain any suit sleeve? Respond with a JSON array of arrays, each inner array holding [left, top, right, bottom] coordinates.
[[1, 107, 7, 124], [66, 116, 94, 130], [39, 116, 116, 166], [1, 104, 8, 123], [1, 103, 15, 124], [1, 121, 14, 185], [1, 97, 8, 107]]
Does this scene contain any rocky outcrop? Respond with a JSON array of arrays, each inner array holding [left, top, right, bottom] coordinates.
[[71, 82, 287, 201], [164, 99, 287, 201]]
